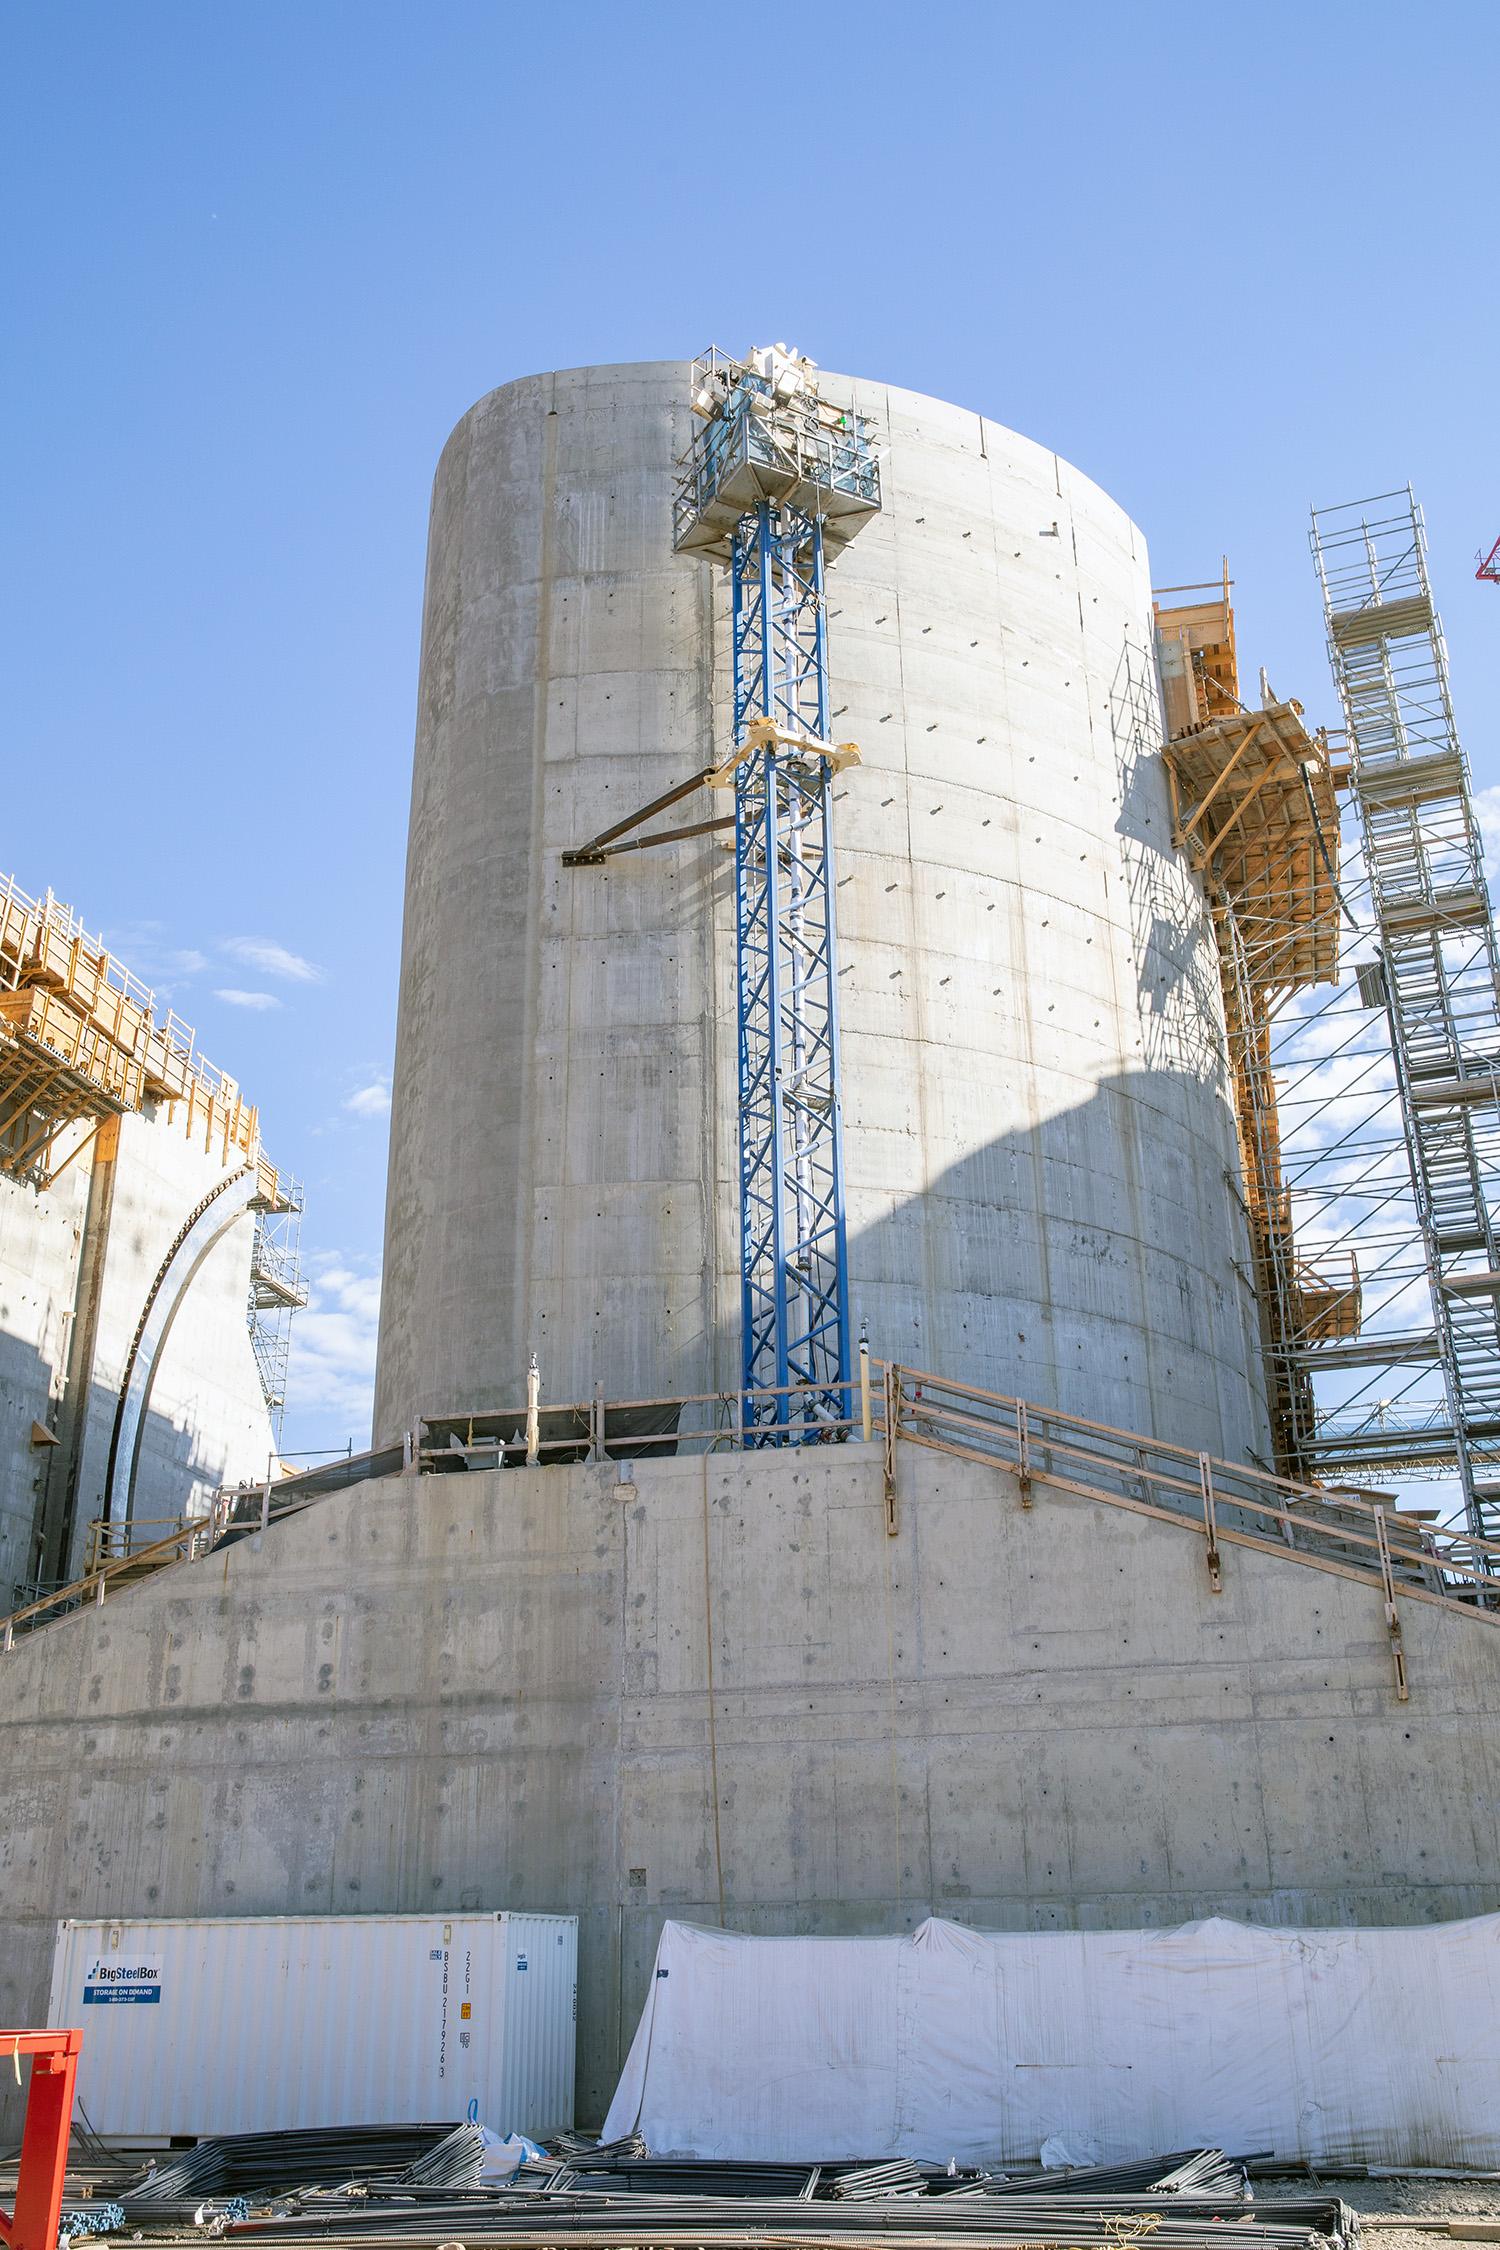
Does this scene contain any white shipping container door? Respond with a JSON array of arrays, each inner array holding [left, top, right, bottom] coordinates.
[[47, 1913, 576, 2139], [496, 1914, 578, 2137]]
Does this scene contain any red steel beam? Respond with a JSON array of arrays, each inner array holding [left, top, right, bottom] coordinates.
[[0, 2028, 82, 2250]]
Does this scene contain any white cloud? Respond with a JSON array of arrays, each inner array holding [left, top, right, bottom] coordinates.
[[221, 935, 324, 983], [101, 921, 209, 989], [284, 1257, 382, 1440], [344, 1081, 392, 1119], [1473, 786, 1500, 854], [214, 987, 281, 1010]]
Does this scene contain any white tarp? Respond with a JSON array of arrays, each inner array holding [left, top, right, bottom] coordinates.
[[602, 1913, 1500, 2168]]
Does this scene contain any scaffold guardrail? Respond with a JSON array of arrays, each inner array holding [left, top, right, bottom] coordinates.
[[0, 870, 266, 1182]]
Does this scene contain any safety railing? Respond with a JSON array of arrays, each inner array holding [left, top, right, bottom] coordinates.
[[224, 1444, 404, 1502], [2, 1515, 223, 1647], [0, 866, 267, 1167], [872, 1360, 1500, 1618], [2, 1478, 336, 1644], [7, 1360, 1500, 1653], [416, 1379, 858, 1470], [84, 1513, 216, 1572], [672, 346, 881, 553], [0, 875, 158, 1016], [406, 1362, 1500, 1634]]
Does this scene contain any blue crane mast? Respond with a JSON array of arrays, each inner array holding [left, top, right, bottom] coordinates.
[[565, 345, 881, 1442]]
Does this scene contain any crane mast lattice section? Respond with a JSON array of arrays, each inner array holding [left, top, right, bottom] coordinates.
[[1312, 489, 1500, 1535], [732, 502, 847, 1438], [675, 347, 881, 1441]]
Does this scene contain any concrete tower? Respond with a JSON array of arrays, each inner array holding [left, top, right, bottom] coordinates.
[[376, 361, 1268, 1464], [11, 368, 1500, 2153]]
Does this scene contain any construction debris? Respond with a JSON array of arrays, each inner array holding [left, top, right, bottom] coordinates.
[[830, 2160, 930, 2199], [113, 2126, 477, 2226], [71, 2135, 1359, 2250], [57, 2207, 126, 2240]]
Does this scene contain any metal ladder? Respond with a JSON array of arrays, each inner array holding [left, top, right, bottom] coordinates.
[[1312, 489, 1500, 1535]]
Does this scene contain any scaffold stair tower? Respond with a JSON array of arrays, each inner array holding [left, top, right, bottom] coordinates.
[[1313, 489, 1500, 1535]]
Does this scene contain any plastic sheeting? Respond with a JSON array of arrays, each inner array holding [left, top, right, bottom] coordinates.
[[602, 1914, 1500, 2168]]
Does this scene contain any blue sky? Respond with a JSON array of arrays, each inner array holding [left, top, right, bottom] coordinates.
[[4, 1, 1496, 1456]]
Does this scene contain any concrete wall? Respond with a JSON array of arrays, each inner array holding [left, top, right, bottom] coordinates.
[[4, 1441, 1497, 2127], [376, 361, 1267, 1463], [0, 1136, 92, 1591], [0, 1109, 277, 1600]]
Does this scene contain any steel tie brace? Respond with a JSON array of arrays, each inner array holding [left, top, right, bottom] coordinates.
[[1373, 1502, 1411, 1701], [882, 1361, 901, 1534], [1198, 1451, 1223, 1592]]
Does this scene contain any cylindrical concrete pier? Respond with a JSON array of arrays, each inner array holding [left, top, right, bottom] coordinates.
[[376, 361, 1267, 1464]]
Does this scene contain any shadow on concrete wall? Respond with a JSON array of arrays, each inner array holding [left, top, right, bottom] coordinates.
[[805, 630, 1255, 1457], [672, 625, 1246, 1444], [0, 1331, 223, 1602], [0, 1334, 65, 1600], [841, 1065, 1260, 1467], [1106, 633, 1225, 1088], [62, 1368, 228, 1567]]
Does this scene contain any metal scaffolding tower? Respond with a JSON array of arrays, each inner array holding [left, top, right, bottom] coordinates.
[[248, 1186, 307, 1438], [679, 349, 880, 1437], [727, 506, 848, 1434], [1156, 578, 1352, 1479], [1312, 489, 1500, 1536], [566, 347, 880, 1440]]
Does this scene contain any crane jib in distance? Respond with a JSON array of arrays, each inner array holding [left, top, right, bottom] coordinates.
[[563, 346, 882, 1443]]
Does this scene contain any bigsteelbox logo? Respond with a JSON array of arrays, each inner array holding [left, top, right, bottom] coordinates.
[[82, 1955, 162, 2005]]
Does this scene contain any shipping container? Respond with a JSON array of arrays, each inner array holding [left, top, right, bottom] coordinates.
[[48, 1911, 577, 2139]]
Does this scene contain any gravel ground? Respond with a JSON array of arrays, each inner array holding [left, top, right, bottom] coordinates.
[[1258, 2173, 1500, 2250]]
